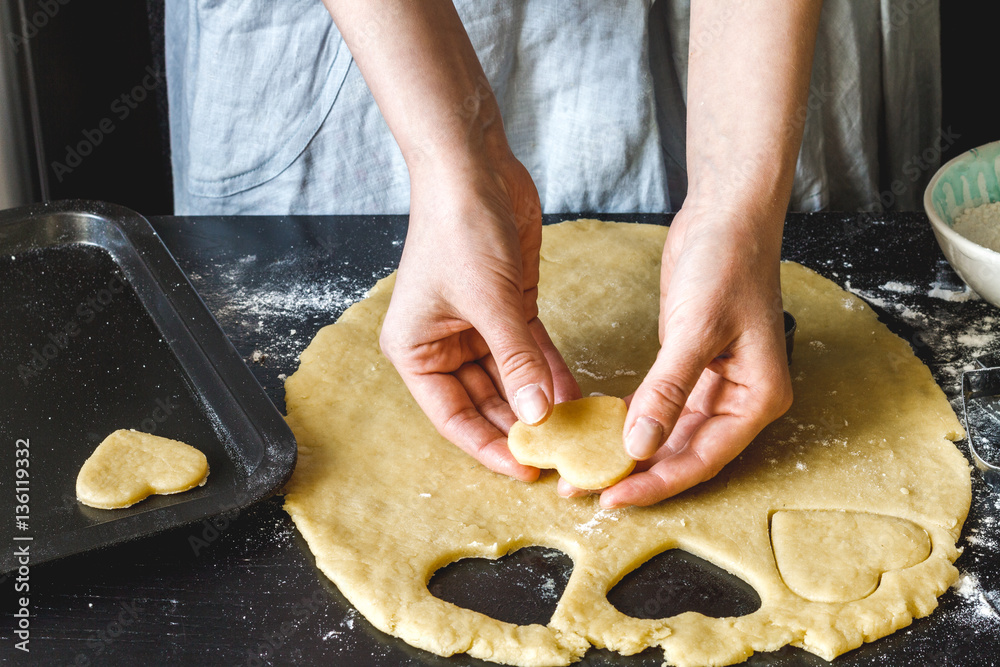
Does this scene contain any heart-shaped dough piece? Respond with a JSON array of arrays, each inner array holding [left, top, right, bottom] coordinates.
[[771, 510, 931, 603], [76, 430, 210, 509], [508, 396, 635, 489]]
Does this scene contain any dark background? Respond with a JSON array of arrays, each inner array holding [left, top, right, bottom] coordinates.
[[6, 0, 999, 217]]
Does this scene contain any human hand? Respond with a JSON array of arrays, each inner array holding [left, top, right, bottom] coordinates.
[[557, 206, 792, 506], [321, 0, 585, 478], [380, 150, 580, 481]]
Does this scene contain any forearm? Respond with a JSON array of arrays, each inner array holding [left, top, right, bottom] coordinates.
[[685, 0, 822, 231], [320, 0, 507, 173]]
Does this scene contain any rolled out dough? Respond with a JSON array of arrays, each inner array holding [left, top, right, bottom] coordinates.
[[508, 396, 635, 490], [283, 220, 970, 666], [76, 429, 209, 509]]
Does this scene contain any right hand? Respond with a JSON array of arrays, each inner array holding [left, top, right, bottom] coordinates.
[[555, 204, 793, 507], [380, 147, 580, 480]]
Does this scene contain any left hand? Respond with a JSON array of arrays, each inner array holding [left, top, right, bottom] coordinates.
[[557, 205, 793, 507]]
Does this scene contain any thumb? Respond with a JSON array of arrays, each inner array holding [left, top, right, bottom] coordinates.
[[624, 332, 719, 461], [473, 303, 554, 427]]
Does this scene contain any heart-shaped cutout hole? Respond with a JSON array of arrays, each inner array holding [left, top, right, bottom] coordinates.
[[76, 429, 209, 509], [608, 549, 761, 619], [428, 547, 573, 625]]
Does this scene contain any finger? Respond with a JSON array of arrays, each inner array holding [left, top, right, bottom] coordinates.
[[616, 408, 703, 476], [530, 318, 582, 403], [458, 328, 492, 363], [454, 362, 517, 434], [472, 303, 555, 426], [600, 413, 764, 508], [662, 408, 709, 456], [404, 371, 539, 482], [478, 353, 507, 402], [556, 477, 593, 498], [482, 319, 581, 406], [623, 331, 723, 461]]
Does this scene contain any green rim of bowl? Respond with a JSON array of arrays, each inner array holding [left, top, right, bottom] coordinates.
[[927, 139, 1000, 226]]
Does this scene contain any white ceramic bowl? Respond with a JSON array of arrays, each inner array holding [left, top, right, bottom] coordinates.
[[924, 139, 1000, 308]]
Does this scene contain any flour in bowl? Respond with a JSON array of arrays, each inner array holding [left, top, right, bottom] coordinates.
[[954, 202, 1000, 253]]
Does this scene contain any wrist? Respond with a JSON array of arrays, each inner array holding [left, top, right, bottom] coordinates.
[[401, 87, 513, 179], [407, 129, 518, 207], [687, 158, 795, 216], [669, 201, 785, 270]]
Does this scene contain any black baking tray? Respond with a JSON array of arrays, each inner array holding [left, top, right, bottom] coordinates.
[[0, 200, 296, 571]]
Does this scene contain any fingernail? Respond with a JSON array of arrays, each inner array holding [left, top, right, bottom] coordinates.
[[514, 384, 549, 426], [625, 417, 662, 460], [599, 495, 627, 510]]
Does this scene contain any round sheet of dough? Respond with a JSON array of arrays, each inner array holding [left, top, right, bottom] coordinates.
[[283, 220, 970, 667]]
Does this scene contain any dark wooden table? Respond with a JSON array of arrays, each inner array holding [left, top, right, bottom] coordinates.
[[3, 212, 999, 666]]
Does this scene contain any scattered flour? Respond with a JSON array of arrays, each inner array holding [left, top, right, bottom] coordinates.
[[965, 526, 998, 551], [929, 284, 980, 303], [880, 281, 916, 294], [539, 576, 558, 600], [958, 332, 996, 348], [844, 280, 997, 393], [574, 364, 637, 381], [575, 509, 623, 536], [951, 572, 998, 620], [954, 202, 1000, 253], [216, 280, 369, 320], [191, 252, 385, 372]]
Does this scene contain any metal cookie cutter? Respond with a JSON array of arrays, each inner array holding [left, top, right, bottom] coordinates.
[[783, 311, 797, 365], [962, 353, 1000, 491]]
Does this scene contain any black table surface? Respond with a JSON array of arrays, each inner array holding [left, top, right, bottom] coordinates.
[[3, 212, 1000, 666]]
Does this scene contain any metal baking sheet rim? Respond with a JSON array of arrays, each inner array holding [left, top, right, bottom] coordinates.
[[0, 200, 297, 571]]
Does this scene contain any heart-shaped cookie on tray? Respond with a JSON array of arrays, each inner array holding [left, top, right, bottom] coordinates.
[[76, 429, 209, 509]]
